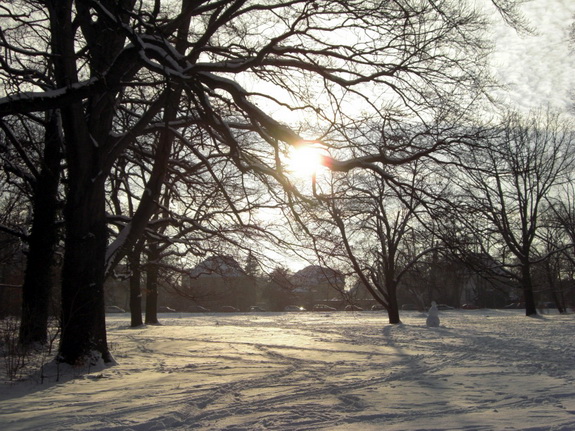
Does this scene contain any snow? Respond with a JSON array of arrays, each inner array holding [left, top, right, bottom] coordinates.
[[1, 310, 574, 430], [1, 2, 574, 430], [105, 222, 132, 276]]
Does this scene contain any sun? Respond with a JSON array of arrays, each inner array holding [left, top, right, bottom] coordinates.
[[286, 143, 327, 178]]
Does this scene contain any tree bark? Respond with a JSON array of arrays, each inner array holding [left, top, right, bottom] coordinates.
[[103, 0, 191, 277], [48, 0, 129, 365], [386, 282, 401, 325], [59, 175, 111, 363], [19, 111, 62, 345], [47, 0, 111, 365], [144, 243, 160, 325], [128, 241, 144, 327]]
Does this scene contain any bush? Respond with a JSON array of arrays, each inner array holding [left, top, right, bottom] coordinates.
[[0, 317, 60, 383], [0, 317, 29, 381]]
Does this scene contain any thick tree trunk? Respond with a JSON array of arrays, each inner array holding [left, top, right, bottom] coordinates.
[[59, 179, 111, 364], [386, 281, 401, 325], [19, 111, 62, 345], [128, 242, 144, 327], [387, 306, 401, 325], [45, 0, 141, 364], [48, 1, 114, 365]]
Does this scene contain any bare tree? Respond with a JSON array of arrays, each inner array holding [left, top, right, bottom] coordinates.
[[17, 112, 62, 345], [449, 111, 575, 316], [544, 182, 575, 311], [0, 109, 63, 345], [310, 157, 447, 323], [0, 0, 519, 364], [536, 220, 570, 313], [105, 122, 287, 322]]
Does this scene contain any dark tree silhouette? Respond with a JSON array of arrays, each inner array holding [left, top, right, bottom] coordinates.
[[0, 0, 520, 364], [448, 111, 575, 316]]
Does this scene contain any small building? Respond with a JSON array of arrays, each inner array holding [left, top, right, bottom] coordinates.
[[289, 265, 345, 309]]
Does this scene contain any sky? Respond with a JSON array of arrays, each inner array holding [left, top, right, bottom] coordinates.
[[277, 0, 575, 272], [488, 0, 575, 114]]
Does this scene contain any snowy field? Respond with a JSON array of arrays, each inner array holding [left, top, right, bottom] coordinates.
[[1, 310, 574, 431], [1, 3, 574, 430]]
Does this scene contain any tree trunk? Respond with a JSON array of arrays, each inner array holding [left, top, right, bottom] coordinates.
[[386, 281, 402, 325], [144, 243, 160, 325], [522, 263, 538, 317], [549, 289, 566, 314], [19, 111, 62, 345], [128, 242, 144, 327], [48, 1, 113, 365], [545, 260, 566, 314], [104, 5, 191, 278], [59, 177, 111, 364]]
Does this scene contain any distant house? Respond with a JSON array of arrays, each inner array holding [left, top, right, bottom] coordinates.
[[348, 278, 375, 301], [460, 273, 510, 308], [289, 265, 345, 308], [183, 255, 256, 311]]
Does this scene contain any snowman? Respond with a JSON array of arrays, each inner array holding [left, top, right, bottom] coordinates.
[[426, 301, 440, 327]]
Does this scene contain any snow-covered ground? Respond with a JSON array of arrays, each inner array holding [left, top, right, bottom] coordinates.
[[1, 310, 574, 430], [1, 2, 574, 431]]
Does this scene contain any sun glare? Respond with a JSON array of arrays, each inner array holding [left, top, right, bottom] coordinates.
[[286, 143, 327, 178]]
